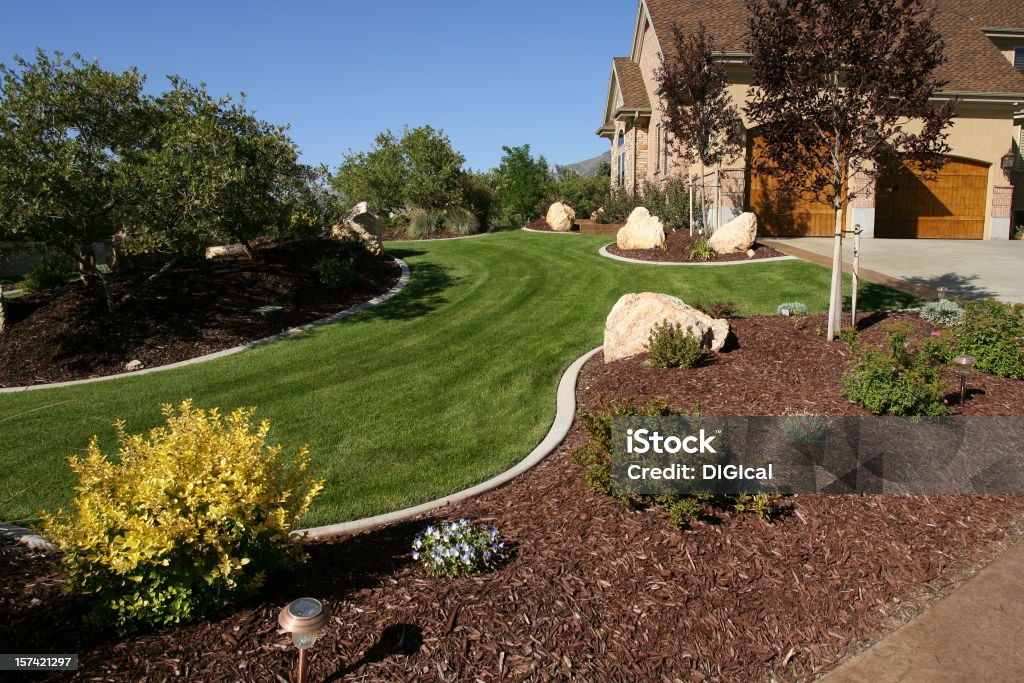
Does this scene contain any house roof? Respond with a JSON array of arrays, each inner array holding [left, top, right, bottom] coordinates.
[[643, 0, 1024, 96], [613, 57, 652, 110]]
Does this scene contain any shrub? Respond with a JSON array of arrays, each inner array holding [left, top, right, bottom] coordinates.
[[952, 299, 1024, 379], [777, 301, 808, 317], [412, 519, 505, 577], [20, 259, 72, 293], [687, 236, 715, 261], [407, 208, 443, 237], [780, 413, 830, 443], [443, 206, 480, 236], [647, 320, 706, 368], [42, 401, 323, 631], [316, 256, 359, 289], [695, 300, 738, 318], [571, 398, 777, 529], [919, 298, 964, 327], [841, 325, 951, 416]]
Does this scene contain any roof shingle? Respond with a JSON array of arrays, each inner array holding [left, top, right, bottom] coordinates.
[[613, 57, 651, 110], [643, 0, 1024, 95]]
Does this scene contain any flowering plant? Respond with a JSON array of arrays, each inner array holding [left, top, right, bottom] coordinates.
[[412, 519, 505, 577], [780, 413, 830, 443]]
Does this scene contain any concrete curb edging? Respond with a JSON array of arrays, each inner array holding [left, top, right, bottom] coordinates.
[[0, 259, 411, 394], [598, 243, 797, 266], [521, 226, 582, 234], [296, 345, 604, 540], [0, 523, 57, 552], [386, 225, 497, 242]]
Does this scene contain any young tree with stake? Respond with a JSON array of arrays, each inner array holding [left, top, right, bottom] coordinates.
[[657, 23, 742, 234], [745, 0, 955, 340]]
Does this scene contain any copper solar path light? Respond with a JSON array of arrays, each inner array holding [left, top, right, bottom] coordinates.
[[279, 597, 330, 683], [953, 355, 976, 404]]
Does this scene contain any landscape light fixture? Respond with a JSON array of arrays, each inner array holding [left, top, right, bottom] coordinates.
[[279, 597, 330, 683], [953, 355, 976, 404], [936, 287, 948, 300]]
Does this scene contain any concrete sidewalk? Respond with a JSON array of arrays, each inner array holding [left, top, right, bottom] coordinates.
[[820, 538, 1024, 682], [765, 238, 1024, 304]]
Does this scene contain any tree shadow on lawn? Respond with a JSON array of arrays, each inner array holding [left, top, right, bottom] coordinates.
[[847, 280, 920, 312], [901, 272, 997, 302], [375, 248, 460, 321]]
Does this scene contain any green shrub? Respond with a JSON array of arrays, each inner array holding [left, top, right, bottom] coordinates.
[[646, 320, 706, 368], [407, 208, 443, 237], [777, 301, 808, 317], [570, 398, 777, 529], [919, 298, 964, 327], [952, 299, 1024, 379], [42, 401, 323, 631], [687, 236, 715, 261], [20, 259, 72, 293], [315, 256, 359, 289], [841, 325, 951, 416], [412, 519, 505, 577], [695, 300, 738, 318], [443, 206, 480, 236]]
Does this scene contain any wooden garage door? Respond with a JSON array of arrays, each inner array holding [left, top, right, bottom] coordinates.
[[875, 157, 988, 239], [747, 134, 838, 237]]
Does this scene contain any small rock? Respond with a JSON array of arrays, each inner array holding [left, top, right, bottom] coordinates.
[[746, 248, 756, 259], [204, 243, 247, 260], [590, 207, 605, 221], [616, 207, 666, 250], [124, 360, 144, 372], [709, 212, 758, 254], [546, 202, 576, 232]]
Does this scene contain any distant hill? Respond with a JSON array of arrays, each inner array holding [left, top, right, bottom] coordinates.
[[549, 150, 611, 179]]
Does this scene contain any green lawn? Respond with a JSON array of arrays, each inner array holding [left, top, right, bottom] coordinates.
[[0, 229, 915, 527]]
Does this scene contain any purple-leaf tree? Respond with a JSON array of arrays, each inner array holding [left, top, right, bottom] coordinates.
[[657, 23, 742, 234], [745, 0, 956, 340]]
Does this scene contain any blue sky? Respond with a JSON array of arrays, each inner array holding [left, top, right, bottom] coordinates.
[[1, 1, 637, 170]]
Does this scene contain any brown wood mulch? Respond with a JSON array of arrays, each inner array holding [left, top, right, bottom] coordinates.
[[607, 229, 786, 263], [2, 312, 1022, 681], [524, 219, 581, 233], [0, 239, 401, 387]]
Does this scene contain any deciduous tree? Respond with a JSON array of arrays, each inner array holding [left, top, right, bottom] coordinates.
[[745, 0, 955, 339]]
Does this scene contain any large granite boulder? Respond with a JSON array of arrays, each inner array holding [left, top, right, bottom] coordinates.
[[546, 202, 576, 232], [331, 201, 383, 255], [709, 212, 757, 255], [616, 207, 665, 250], [603, 292, 730, 363]]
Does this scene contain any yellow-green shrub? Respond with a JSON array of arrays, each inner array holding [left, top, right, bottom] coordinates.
[[42, 400, 323, 631]]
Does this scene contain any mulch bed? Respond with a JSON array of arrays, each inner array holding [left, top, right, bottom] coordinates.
[[0, 239, 401, 387], [524, 219, 580, 233], [608, 229, 786, 263], [2, 312, 1022, 681], [380, 226, 488, 241]]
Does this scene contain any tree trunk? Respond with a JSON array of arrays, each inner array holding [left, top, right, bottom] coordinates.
[[826, 207, 844, 341]]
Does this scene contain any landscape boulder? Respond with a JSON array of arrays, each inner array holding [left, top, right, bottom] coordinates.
[[616, 207, 665, 250], [545, 202, 576, 232], [204, 243, 248, 260], [331, 201, 383, 255], [124, 359, 144, 372], [590, 207, 605, 221], [603, 292, 730, 363], [708, 212, 757, 255]]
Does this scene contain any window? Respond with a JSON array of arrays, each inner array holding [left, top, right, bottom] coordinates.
[[617, 130, 625, 148], [1015, 47, 1024, 72], [617, 151, 626, 186], [662, 128, 670, 173], [1018, 127, 1024, 170]]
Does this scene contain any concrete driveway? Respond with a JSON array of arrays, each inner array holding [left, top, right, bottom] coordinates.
[[765, 238, 1024, 304]]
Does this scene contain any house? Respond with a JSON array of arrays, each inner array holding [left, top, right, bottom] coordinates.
[[597, 0, 1024, 239]]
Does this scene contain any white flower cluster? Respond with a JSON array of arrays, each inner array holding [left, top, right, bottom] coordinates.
[[412, 518, 505, 577]]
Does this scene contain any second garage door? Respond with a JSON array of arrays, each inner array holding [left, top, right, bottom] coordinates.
[[875, 157, 988, 239]]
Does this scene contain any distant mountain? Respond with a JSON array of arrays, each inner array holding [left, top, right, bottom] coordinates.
[[549, 150, 611, 179]]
